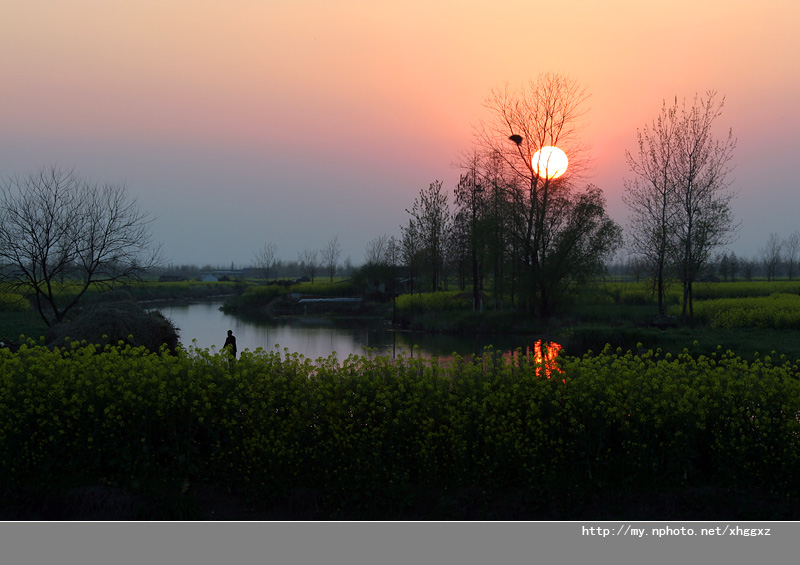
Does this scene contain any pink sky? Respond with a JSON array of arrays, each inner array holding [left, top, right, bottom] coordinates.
[[2, 0, 799, 267]]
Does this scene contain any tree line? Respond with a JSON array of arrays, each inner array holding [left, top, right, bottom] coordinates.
[[2, 73, 742, 326], [351, 74, 625, 317], [623, 93, 738, 321], [253, 236, 344, 284], [348, 78, 740, 322], [611, 230, 800, 284]]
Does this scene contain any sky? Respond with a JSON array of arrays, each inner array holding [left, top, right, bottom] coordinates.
[[2, 0, 799, 268]]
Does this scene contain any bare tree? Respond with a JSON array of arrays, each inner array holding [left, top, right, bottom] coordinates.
[[342, 256, 354, 276], [480, 150, 515, 309], [784, 231, 800, 280], [740, 256, 757, 282], [671, 92, 738, 320], [359, 234, 399, 297], [386, 235, 400, 276], [625, 93, 738, 321], [297, 247, 319, 283], [760, 232, 784, 281], [364, 234, 391, 266], [728, 251, 739, 282], [321, 235, 342, 282], [446, 207, 471, 291], [455, 152, 489, 308], [0, 166, 161, 326], [400, 218, 422, 295], [717, 252, 733, 282], [474, 73, 620, 316], [253, 241, 278, 283], [623, 99, 681, 315], [405, 180, 451, 292]]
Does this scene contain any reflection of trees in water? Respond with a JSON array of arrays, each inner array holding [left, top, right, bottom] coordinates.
[[389, 329, 543, 362], [159, 301, 550, 362], [382, 333, 565, 378]]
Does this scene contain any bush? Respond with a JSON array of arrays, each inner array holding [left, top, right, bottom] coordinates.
[[2, 341, 799, 518], [45, 290, 179, 352], [222, 284, 289, 313]]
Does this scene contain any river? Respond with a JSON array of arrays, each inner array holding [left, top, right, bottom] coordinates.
[[153, 301, 539, 361]]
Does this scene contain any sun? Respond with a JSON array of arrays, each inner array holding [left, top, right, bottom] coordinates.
[[532, 146, 569, 179]]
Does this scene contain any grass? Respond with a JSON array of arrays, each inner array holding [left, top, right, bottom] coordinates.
[[0, 310, 48, 347]]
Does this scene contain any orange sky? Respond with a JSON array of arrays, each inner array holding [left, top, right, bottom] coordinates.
[[2, 0, 798, 265]]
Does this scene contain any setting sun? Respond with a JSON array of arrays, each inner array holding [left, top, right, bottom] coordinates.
[[532, 146, 569, 179]]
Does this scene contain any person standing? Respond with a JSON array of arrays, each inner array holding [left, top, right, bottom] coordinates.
[[223, 329, 237, 358]]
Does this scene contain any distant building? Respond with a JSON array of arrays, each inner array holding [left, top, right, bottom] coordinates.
[[197, 269, 249, 282]]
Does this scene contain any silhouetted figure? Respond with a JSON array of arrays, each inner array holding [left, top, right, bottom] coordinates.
[[509, 134, 523, 146], [224, 329, 237, 358]]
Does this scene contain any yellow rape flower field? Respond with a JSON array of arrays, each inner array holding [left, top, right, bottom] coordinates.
[[2, 339, 800, 520]]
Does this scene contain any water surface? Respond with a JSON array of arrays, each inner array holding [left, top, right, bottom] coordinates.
[[155, 301, 537, 361]]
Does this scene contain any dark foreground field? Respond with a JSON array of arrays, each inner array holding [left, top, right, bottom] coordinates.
[[5, 482, 800, 521]]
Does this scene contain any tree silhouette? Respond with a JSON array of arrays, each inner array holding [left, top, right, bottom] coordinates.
[[625, 93, 738, 321], [404, 180, 451, 293], [474, 73, 620, 316], [322, 235, 342, 282], [0, 166, 161, 326]]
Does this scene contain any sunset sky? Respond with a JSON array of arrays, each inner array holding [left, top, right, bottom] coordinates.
[[2, 0, 798, 268]]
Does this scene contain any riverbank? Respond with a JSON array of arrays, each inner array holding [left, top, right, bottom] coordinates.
[[233, 291, 800, 363], [6, 301, 799, 365], [6, 278, 800, 363]]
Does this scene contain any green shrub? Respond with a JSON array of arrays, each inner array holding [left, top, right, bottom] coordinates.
[[2, 341, 799, 515], [226, 284, 288, 309]]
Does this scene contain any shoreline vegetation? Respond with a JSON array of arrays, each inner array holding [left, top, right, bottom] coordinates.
[[3, 278, 800, 519], [6, 277, 800, 361], [218, 278, 800, 362]]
